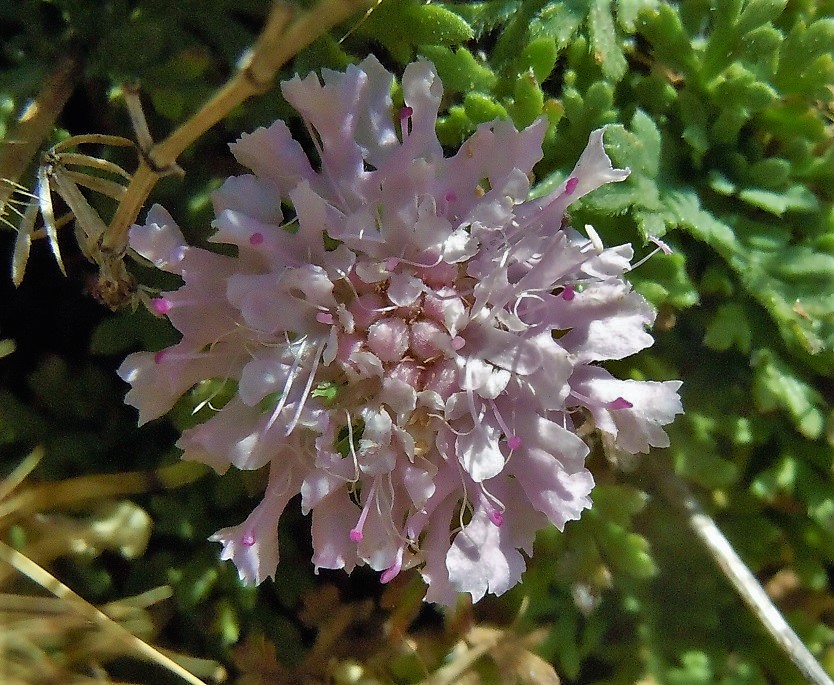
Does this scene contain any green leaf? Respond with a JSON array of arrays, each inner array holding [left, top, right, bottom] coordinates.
[[616, 0, 658, 33], [361, 0, 474, 59], [591, 483, 648, 527], [636, 3, 699, 78], [517, 36, 559, 83], [606, 109, 661, 177], [419, 45, 497, 93], [736, 0, 787, 35], [704, 302, 753, 353], [710, 63, 778, 112], [440, 0, 521, 39], [596, 519, 658, 578], [738, 184, 819, 216], [751, 348, 825, 439], [531, 0, 587, 52], [589, 0, 627, 81], [509, 69, 544, 127], [630, 251, 700, 309], [463, 92, 508, 123]]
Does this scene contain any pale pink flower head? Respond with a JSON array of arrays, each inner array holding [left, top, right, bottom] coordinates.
[[119, 56, 682, 604]]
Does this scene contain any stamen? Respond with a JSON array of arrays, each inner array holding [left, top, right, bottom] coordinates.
[[479, 483, 506, 528], [400, 105, 413, 119], [565, 177, 579, 195], [650, 235, 673, 254], [350, 477, 379, 543], [630, 237, 673, 271], [561, 285, 575, 301], [345, 410, 360, 483], [241, 532, 255, 547], [264, 340, 308, 433], [249, 232, 264, 245], [584, 224, 604, 253], [489, 401, 520, 452], [284, 339, 326, 436]]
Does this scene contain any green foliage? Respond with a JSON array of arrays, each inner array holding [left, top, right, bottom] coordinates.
[[3, 0, 834, 683]]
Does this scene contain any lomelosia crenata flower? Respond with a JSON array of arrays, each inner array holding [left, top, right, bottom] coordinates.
[[119, 57, 683, 604]]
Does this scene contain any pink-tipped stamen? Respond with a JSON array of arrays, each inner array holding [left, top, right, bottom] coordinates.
[[241, 532, 255, 547], [249, 232, 264, 245], [507, 435, 522, 451], [350, 477, 379, 544], [479, 484, 507, 528], [565, 177, 579, 195], [400, 105, 413, 119], [561, 285, 575, 301], [151, 297, 172, 315]]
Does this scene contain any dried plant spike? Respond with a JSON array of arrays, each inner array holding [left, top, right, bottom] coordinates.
[[0, 446, 44, 502], [12, 195, 38, 286], [37, 164, 66, 276], [57, 152, 133, 181], [49, 165, 109, 245], [0, 540, 209, 685], [51, 133, 135, 153], [62, 169, 126, 200]]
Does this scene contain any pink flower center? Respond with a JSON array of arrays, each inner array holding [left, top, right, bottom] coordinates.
[[153, 350, 167, 364], [241, 532, 255, 547], [507, 435, 522, 451]]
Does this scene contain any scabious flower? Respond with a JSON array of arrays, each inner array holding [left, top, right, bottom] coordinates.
[[119, 56, 682, 604]]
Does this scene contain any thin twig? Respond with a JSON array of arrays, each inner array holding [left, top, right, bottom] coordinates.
[[0, 56, 81, 208], [651, 459, 834, 685], [103, 0, 370, 253]]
